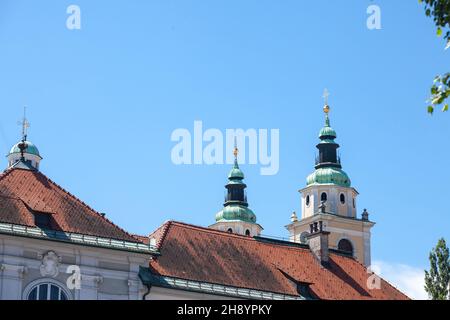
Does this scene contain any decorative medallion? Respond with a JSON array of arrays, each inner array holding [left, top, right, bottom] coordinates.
[[39, 251, 61, 278]]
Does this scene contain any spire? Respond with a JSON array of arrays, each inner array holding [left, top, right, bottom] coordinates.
[[315, 90, 340, 169], [17, 107, 29, 163], [233, 137, 239, 167], [210, 144, 262, 236], [307, 91, 351, 187], [323, 89, 331, 128], [319, 89, 335, 139], [213, 142, 257, 225], [228, 138, 244, 181]]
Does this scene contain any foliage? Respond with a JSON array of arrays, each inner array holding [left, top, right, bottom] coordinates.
[[424, 238, 450, 300], [419, 0, 450, 113]]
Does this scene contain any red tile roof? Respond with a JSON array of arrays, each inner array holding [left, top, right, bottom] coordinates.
[[149, 221, 409, 300], [0, 168, 140, 242]]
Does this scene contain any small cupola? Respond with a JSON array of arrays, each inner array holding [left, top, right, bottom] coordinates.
[[7, 109, 42, 171]]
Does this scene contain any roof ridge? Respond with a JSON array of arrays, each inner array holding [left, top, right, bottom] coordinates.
[[166, 221, 314, 253], [149, 221, 172, 251], [169, 220, 260, 240], [33, 170, 143, 243]]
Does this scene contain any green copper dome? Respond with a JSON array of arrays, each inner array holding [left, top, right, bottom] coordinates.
[[319, 126, 337, 138], [319, 116, 336, 138], [9, 141, 41, 158], [215, 205, 256, 223], [307, 167, 351, 187], [228, 163, 244, 180]]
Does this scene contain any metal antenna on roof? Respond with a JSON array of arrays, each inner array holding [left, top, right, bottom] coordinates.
[[15, 107, 30, 162], [17, 106, 30, 141]]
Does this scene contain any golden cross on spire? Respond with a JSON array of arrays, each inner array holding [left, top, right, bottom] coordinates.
[[18, 106, 30, 140], [233, 137, 239, 159], [323, 88, 330, 105], [322, 88, 330, 114]]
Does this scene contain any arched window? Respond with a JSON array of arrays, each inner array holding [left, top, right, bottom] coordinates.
[[340, 193, 346, 204], [245, 229, 251, 236], [338, 239, 354, 255], [305, 195, 310, 207], [227, 228, 233, 233], [321, 192, 327, 202], [25, 281, 69, 300]]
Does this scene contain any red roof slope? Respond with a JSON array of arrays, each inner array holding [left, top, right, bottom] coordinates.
[[0, 168, 139, 242], [149, 221, 409, 300]]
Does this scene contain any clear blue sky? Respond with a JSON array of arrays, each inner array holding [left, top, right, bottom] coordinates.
[[0, 0, 448, 276]]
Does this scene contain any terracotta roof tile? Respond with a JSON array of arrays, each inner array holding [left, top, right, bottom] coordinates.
[[0, 168, 140, 243], [149, 221, 409, 300]]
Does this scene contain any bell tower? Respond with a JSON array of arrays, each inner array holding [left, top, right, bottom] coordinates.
[[286, 91, 375, 266], [209, 143, 263, 237]]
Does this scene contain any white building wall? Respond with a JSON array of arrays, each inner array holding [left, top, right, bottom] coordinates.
[[0, 234, 150, 300]]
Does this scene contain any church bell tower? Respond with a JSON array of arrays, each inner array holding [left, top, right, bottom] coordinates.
[[209, 144, 263, 237], [286, 91, 375, 266]]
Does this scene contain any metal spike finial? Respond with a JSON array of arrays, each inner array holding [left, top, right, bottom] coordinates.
[[323, 88, 330, 108], [18, 106, 30, 141], [233, 136, 239, 160], [322, 89, 331, 126]]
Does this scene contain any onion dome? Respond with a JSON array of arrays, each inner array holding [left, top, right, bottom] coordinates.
[[319, 117, 337, 139], [228, 161, 245, 180], [215, 205, 256, 223], [307, 167, 351, 187], [9, 140, 41, 158]]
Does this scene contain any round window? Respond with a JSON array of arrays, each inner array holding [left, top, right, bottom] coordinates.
[[340, 193, 345, 204], [300, 232, 309, 244]]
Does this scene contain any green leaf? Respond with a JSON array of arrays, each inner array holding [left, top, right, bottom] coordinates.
[[428, 106, 435, 114], [437, 28, 443, 36], [443, 104, 449, 112]]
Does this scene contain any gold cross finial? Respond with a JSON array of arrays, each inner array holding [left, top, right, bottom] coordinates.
[[233, 137, 239, 159], [323, 88, 330, 105], [18, 106, 30, 140], [323, 88, 330, 114]]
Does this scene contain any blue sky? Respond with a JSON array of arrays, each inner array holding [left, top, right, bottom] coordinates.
[[0, 0, 448, 298]]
